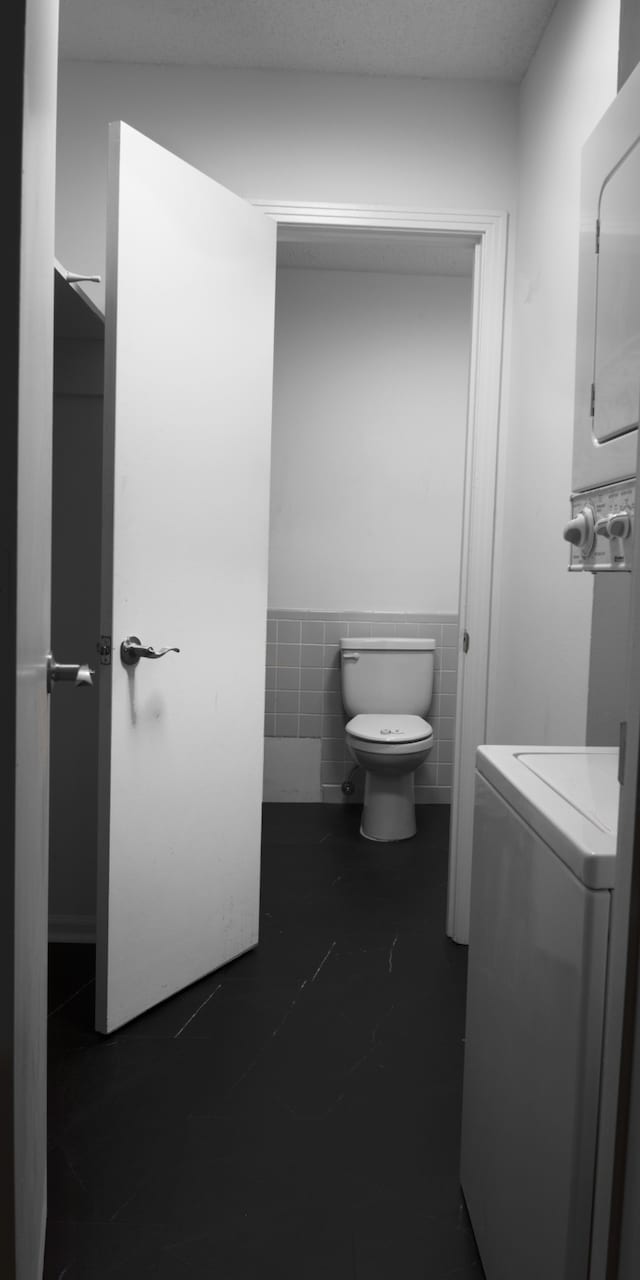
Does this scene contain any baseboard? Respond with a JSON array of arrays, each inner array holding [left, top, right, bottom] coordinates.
[[414, 786, 451, 805], [48, 914, 96, 943], [322, 785, 360, 804]]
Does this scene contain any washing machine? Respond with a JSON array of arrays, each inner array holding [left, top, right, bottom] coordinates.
[[460, 745, 619, 1280]]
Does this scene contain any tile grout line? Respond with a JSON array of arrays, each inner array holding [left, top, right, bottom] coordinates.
[[47, 977, 95, 1020], [174, 983, 223, 1039], [309, 939, 337, 983]]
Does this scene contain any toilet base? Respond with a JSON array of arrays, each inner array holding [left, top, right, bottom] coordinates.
[[360, 771, 417, 842]]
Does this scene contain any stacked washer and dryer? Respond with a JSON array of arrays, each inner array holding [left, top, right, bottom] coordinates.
[[460, 58, 640, 1280]]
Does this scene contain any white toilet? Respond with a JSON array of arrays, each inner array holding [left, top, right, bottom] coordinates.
[[340, 637, 435, 842]]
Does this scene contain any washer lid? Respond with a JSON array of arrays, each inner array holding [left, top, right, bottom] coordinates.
[[476, 745, 619, 889], [346, 714, 433, 744], [518, 751, 619, 834]]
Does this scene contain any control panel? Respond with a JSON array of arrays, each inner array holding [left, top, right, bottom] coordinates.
[[563, 478, 635, 572]]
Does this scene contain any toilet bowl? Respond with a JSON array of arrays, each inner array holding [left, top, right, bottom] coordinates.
[[345, 713, 433, 841], [340, 638, 436, 842]]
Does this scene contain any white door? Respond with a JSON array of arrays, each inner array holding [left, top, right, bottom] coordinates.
[[95, 123, 276, 1034]]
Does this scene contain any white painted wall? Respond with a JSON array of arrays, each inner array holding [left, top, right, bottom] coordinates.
[[55, 63, 518, 317], [269, 267, 472, 612], [487, 0, 620, 745]]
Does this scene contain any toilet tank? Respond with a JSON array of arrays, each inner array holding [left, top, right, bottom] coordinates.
[[340, 637, 436, 716]]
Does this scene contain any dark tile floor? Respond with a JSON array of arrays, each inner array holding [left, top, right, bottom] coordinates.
[[44, 802, 484, 1279]]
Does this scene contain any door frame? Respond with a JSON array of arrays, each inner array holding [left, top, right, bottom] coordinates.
[[5, 1, 59, 1275], [254, 201, 508, 943], [589, 425, 640, 1276]]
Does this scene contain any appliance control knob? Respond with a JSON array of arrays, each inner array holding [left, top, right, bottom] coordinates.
[[563, 506, 595, 552], [607, 511, 632, 540]]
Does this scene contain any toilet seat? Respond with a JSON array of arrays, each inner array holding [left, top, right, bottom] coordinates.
[[346, 713, 433, 745]]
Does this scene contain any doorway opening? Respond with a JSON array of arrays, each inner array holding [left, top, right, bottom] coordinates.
[[264, 225, 474, 827], [258, 204, 508, 945]]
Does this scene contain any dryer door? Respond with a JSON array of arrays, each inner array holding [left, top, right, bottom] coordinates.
[[592, 140, 640, 447], [573, 62, 640, 492]]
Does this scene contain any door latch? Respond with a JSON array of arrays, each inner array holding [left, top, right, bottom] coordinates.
[[463, 631, 470, 654], [97, 635, 112, 665]]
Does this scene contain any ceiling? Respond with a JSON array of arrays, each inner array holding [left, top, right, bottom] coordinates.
[[58, 0, 558, 84]]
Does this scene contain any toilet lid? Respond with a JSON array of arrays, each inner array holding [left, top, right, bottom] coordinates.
[[346, 714, 433, 744]]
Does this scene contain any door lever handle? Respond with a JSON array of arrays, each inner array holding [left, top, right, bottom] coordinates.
[[120, 635, 181, 667]]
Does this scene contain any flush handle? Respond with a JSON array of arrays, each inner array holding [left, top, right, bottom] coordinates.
[[47, 653, 95, 693], [342, 651, 360, 662], [120, 635, 181, 667]]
